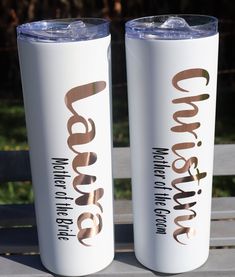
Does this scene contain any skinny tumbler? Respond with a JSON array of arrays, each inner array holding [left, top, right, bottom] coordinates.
[[17, 18, 114, 276], [125, 15, 218, 273]]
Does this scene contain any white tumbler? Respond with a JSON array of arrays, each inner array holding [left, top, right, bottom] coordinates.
[[125, 15, 219, 273], [17, 18, 114, 276]]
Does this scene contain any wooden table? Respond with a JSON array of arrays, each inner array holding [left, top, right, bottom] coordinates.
[[0, 145, 235, 276]]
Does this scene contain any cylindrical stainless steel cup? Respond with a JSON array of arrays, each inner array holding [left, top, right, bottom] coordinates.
[[125, 15, 218, 273], [17, 18, 114, 276]]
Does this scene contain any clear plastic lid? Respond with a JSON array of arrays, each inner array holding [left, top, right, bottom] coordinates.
[[17, 18, 109, 42], [125, 15, 218, 40]]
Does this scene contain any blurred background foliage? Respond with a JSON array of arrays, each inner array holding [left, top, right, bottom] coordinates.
[[0, 0, 235, 203]]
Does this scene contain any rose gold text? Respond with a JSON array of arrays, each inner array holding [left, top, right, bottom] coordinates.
[[171, 68, 209, 244], [65, 81, 106, 246]]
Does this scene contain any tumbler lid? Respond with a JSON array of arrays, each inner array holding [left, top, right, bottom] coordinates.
[[17, 18, 109, 42], [125, 15, 218, 40]]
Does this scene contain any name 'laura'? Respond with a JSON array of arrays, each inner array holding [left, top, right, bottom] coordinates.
[[65, 81, 106, 246]]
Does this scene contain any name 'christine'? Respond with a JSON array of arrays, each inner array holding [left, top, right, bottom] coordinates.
[[171, 68, 209, 245]]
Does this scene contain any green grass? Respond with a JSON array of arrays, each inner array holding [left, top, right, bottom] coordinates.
[[0, 100, 28, 150], [0, 100, 235, 204], [213, 176, 235, 197], [0, 181, 34, 204]]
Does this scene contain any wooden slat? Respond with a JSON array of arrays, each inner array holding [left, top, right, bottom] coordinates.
[[211, 197, 235, 219], [1, 212, 235, 255], [0, 198, 234, 254], [0, 249, 235, 276], [114, 198, 235, 223], [112, 147, 131, 179], [0, 201, 134, 228], [0, 227, 38, 254], [112, 144, 235, 178], [0, 200, 232, 229], [210, 220, 235, 247], [1, 197, 233, 228], [114, 200, 132, 224], [0, 204, 35, 227], [1, 145, 235, 182], [0, 224, 134, 255], [0, 150, 31, 182], [0, 255, 50, 277], [213, 144, 235, 176]]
